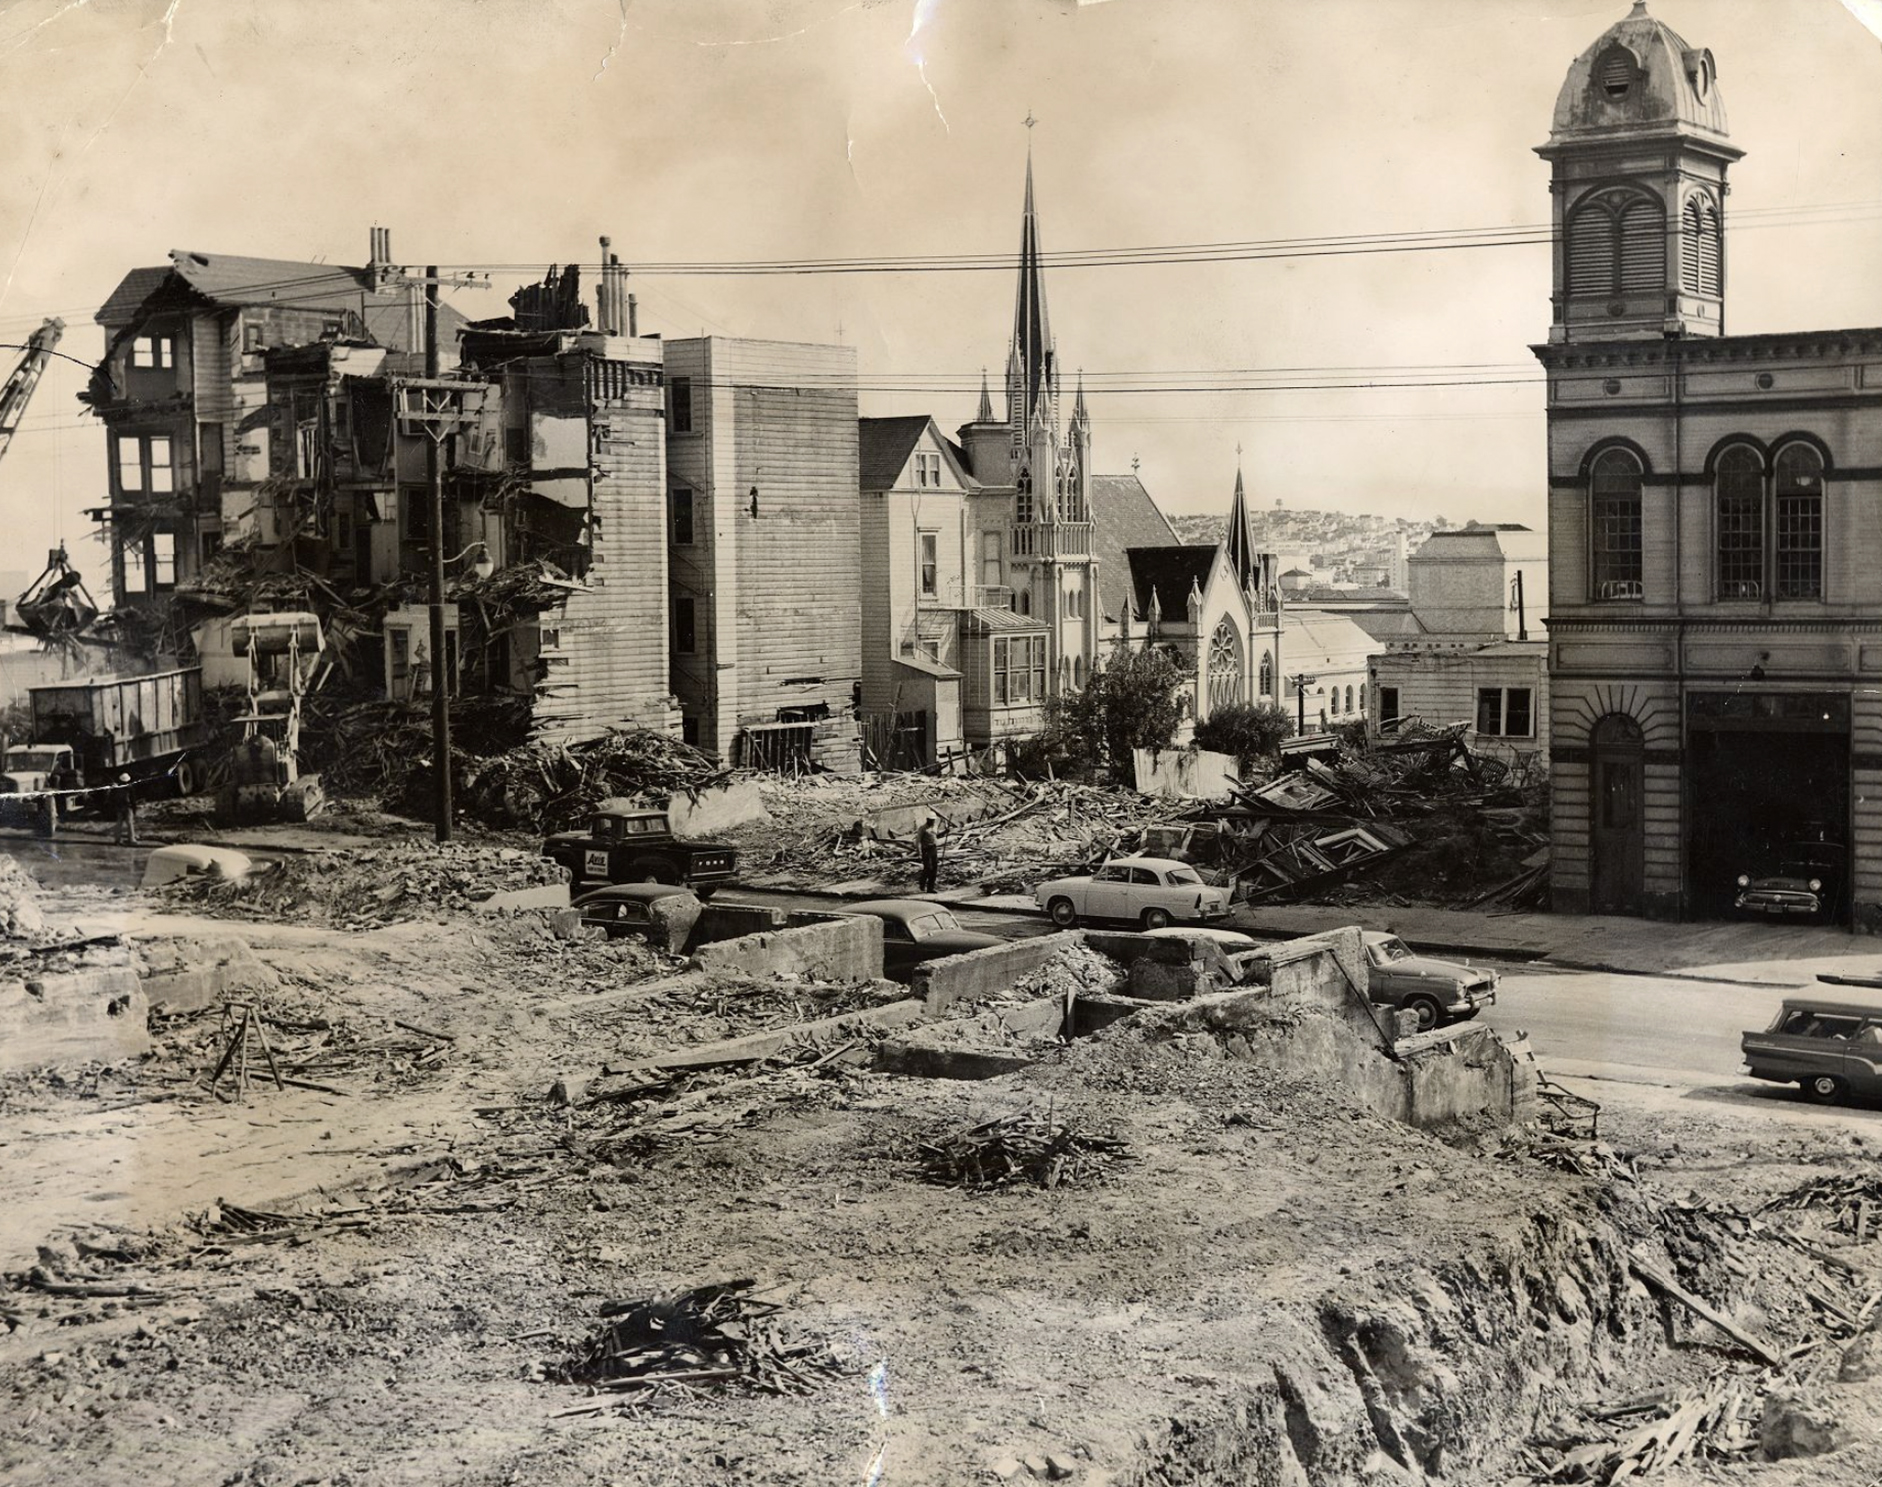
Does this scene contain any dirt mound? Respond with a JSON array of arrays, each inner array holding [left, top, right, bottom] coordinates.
[[162, 842, 565, 927]]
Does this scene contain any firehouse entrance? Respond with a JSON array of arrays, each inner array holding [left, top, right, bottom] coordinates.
[[1685, 691, 1850, 923]]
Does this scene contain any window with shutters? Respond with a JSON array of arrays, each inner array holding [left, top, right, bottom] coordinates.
[[1715, 445, 1763, 599], [1617, 199, 1664, 292], [1566, 189, 1665, 298], [1590, 448, 1644, 599], [1683, 196, 1722, 297]]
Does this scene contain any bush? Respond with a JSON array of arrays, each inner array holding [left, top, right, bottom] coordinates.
[[1193, 701, 1293, 774]]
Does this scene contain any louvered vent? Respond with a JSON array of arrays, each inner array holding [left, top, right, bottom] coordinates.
[[1618, 199, 1665, 292], [1568, 208, 1616, 295], [1599, 49, 1634, 98], [1683, 198, 1722, 297]]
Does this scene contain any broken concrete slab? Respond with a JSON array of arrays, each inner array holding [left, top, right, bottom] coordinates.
[[0, 964, 149, 1071], [132, 932, 280, 1013], [630, 996, 925, 1071], [476, 884, 572, 915], [690, 914, 882, 982], [667, 779, 769, 839]]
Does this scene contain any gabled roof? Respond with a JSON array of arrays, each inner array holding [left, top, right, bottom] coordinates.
[[1281, 609, 1381, 670], [1090, 473, 1180, 619], [1126, 545, 1216, 621], [95, 251, 469, 354], [857, 415, 978, 493]]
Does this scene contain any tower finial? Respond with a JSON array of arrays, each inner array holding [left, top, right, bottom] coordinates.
[[1628, 0, 1648, 14]]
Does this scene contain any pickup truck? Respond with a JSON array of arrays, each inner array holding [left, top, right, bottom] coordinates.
[[542, 802, 739, 896]]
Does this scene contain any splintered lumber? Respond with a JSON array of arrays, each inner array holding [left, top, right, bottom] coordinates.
[[1628, 1255, 1783, 1367], [916, 1107, 1130, 1191], [559, 1280, 842, 1396]]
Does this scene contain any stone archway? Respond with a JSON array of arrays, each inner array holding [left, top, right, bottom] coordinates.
[[1206, 618, 1244, 714]]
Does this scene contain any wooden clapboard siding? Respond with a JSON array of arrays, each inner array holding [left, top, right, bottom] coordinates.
[[529, 345, 674, 743], [859, 493, 897, 716], [1371, 647, 1549, 754], [664, 338, 860, 756]]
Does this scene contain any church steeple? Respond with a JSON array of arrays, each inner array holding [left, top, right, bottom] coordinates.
[[976, 369, 994, 424], [1007, 148, 1057, 439], [1224, 459, 1257, 592]]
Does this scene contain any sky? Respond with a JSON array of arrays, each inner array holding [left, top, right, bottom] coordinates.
[[2, 0, 1880, 588]]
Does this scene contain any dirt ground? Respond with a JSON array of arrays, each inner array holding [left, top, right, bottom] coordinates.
[[5, 851, 1882, 1484]]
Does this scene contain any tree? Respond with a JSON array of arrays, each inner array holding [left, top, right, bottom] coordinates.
[[1192, 701, 1293, 775], [1043, 644, 1187, 783]]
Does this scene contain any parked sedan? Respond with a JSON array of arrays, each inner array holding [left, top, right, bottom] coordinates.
[[1735, 844, 1842, 921], [843, 899, 1001, 981], [1035, 856, 1231, 930], [1362, 931, 1498, 1033], [572, 882, 700, 941]]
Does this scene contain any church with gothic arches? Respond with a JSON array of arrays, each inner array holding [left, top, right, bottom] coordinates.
[[857, 151, 1286, 765]]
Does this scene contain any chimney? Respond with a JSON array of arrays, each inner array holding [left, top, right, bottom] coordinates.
[[368, 226, 393, 291], [596, 236, 616, 334]]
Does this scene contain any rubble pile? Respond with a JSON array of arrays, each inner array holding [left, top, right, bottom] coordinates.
[[916, 1107, 1131, 1191], [0, 856, 48, 940], [457, 727, 729, 834], [559, 1280, 845, 1396], [162, 842, 565, 927], [1008, 940, 1129, 1004], [1156, 724, 1550, 909], [732, 773, 1173, 892]]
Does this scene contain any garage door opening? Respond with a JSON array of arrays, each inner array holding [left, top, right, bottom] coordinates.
[[1685, 692, 1849, 923]]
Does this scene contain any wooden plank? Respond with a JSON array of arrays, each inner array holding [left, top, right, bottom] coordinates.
[[1629, 1256, 1783, 1367]]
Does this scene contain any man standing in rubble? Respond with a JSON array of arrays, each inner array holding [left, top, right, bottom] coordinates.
[[114, 774, 140, 847], [917, 813, 943, 895]]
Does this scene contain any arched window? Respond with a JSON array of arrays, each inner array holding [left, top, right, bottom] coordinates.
[[1566, 190, 1665, 298], [1774, 443, 1824, 600], [1345, 685, 1355, 714], [1682, 196, 1722, 297], [1715, 445, 1763, 600], [1207, 618, 1243, 713], [1258, 650, 1273, 698], [1014, 467, 1033, 526], [1072, 654, 1086, 689], [1590, 448, 1644, 599]]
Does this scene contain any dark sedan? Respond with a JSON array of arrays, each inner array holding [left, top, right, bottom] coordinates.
[[1735, 844, 1842, 921], [843, 899, 1002, 981], [572, 882, 700, 944]]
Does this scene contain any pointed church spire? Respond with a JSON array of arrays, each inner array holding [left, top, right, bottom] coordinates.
[[1070, 369, 1088, 432], [976, 368, 994, 424], [1009, 143, 1055, 438], [1224, 455, 1258, 593]]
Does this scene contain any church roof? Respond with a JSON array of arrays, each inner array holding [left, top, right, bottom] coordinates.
[[1090, 474, 1181, 619], [1282, 610, 1381, 671], [1546, 1, 1732, 148], [1125, 546, 1215, 621]]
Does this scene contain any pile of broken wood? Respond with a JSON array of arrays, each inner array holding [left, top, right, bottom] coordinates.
[[1759, 1173, 1882, 1242], [917, 1106, 1130, 1191], [559, 1279, 843, 1397]]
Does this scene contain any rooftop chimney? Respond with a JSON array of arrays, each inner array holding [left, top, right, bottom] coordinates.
[[368, 226, 394, 291]]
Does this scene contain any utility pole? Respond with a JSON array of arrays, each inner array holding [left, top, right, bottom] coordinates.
[[424, 269, 451, 842], [391, 265, 489, 844], [1510, 569, 1528, 642], [1290, 672, 1318, 737]]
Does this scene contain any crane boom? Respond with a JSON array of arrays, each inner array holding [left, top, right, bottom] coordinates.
[[0, 317, 66, 471]]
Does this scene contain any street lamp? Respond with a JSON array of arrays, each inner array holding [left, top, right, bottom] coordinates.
[[445, 541, 496, 582], [1289, 672, 1318, 737]]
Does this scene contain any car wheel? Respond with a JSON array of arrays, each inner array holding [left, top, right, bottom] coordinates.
[[1405, 995, 1444, 1034], [1141, 906, 1173, 930], [1047, 897, 1078, 928], [1805, 1074, 1847, 1105]]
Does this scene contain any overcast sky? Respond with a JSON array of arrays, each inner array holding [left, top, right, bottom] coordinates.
[[2, 0, 1880, 584]]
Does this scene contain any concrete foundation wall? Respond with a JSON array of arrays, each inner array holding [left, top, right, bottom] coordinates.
[[0, 965, 149, 1071], [133, 933, 280, 1013], [915, 931, 1081, 1014], [667, 781, 770, 839], [1399, 1025, 1535, 1127], [690, 914, 882, 982]]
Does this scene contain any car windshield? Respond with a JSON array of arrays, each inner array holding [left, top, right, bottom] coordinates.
[[1165, 866, 1203, 886], [1775, 862, 1825, 880], [1371, 936, 1413, 963], [7, 749, 66, 770]]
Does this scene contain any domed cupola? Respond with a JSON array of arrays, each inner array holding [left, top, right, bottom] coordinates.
[[1538, 1, 1743, 344]]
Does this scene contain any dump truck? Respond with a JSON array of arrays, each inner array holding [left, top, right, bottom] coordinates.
[[542, 799, 739, 896], [0, 666, 210, 813]]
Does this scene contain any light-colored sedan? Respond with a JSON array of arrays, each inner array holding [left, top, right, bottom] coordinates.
[[1035, 856, 1231, 930], [141, 844, 254, 889], [1362, 930, 1498, 1032]]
